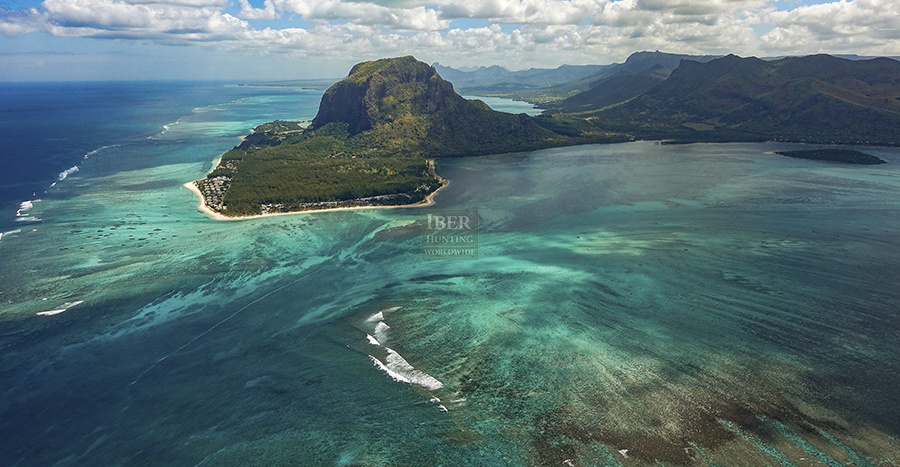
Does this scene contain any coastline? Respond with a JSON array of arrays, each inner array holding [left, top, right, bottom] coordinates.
[[184, 159, 449, 221]]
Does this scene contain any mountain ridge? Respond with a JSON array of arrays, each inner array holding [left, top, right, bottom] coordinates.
[[591, 53, 900, 144]]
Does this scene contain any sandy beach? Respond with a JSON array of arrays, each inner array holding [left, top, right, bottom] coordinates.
[[184, 159, 448, 221]]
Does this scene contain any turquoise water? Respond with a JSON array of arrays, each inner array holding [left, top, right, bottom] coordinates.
[[464, 95, 542, 115], [0, 85, 898, 466]]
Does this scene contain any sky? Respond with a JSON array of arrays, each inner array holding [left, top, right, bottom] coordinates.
[[1, 0, 898, 81]]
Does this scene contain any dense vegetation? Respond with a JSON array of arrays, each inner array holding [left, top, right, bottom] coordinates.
[[195, 56, 624, 217], [437, 52, 900, 146], [565, 54, 900, 145]]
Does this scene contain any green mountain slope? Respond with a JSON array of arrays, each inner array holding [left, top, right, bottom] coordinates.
[[516, 51, 720, 104], [591, 54, 900, 144], [550, 64, 671, 112]]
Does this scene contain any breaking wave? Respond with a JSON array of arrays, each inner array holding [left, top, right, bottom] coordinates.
[[57, 166, 79, 181]]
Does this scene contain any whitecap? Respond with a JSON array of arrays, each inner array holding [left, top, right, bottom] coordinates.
[[374, 321, 390, 342], [368, 349, 444, 391], [58, 165, 79, 181], [36, 300, 84, 316], [367, 306, 401, 322], [84, 144, 120, 160], [366, 334, 381, 346], [162, 120, 179, 133], [16, 199, 40, 217], [369, 355, 410, 384], [383, 348, 443, 390], [36, 309, 67, 316], [366, 311, 384, 322]]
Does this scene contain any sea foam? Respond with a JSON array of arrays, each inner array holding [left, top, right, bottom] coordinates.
[[373, 321, 390, 342], [16, 200, 39, 217], [84, 144, 120, 160], [15, 200, 41, 223], [367, 311, 384, 322], [366, 306, 402, 322], [366, 334, 381, 346], [58, 166, 79, 181], [369, 355, 410, 384], [36, 300, 84, 316], [382, 347, 444, 391]]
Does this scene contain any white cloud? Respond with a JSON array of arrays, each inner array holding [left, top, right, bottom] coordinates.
[[761, 0, 900, 54], [438, 0, 600, 25], [0, 0, 898, 72], [0, 8, 43, 36], [240, 0, 449, 31], [238, 0, 278, 20]]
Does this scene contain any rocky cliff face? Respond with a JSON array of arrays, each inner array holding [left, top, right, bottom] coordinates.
[[307, 56, 584, 158], [310, 56, 465, 134]]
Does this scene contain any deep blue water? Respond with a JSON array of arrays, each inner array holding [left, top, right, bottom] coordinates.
[[0, 82, 316, 229]]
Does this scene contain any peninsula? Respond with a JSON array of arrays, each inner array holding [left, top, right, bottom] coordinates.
[[189, 56, 626, 218]]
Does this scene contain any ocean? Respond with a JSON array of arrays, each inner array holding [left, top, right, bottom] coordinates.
[[0, 81, 898, 466]]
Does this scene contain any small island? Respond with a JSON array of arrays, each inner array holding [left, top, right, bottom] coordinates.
[[774, 149, 887, 165]]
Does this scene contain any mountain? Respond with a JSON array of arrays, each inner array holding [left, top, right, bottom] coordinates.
[[550, 64, 671, 112], [587, 54, 900, 145], [432, 62, 615, 93], [191, 56, 627, 217], [506, 51, 721, 104], [615, 51, 722, 74], [310, 56, 586, 157]]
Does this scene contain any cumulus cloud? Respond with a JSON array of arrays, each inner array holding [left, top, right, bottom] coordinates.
[[438, 0, 598, 25], [0, 7, 44, 35], [761, 0, 900, 54], [238, 0, 277, 20], [0, 0, 898, 69], [239, 0, 449, 31]]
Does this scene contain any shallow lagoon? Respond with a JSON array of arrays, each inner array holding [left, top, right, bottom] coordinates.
[[1, 85, 898, 465]]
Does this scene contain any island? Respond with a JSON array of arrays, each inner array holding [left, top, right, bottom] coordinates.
[[188, 56, 627, 219], [775, 149, 887, 165]]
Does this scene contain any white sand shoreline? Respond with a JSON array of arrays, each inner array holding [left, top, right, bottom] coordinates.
[[184, 159, 448, 221]]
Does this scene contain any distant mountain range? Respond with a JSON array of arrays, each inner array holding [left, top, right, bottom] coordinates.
[[585, 54, 900, 145], [434, 52, 722, 102], [437, 51, 900, 145], [434, 51, 899, 106], [431, 62, 613, 92]]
